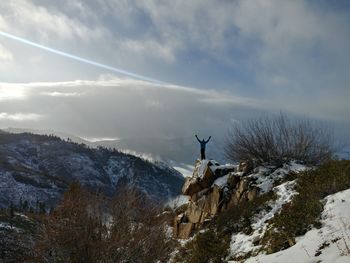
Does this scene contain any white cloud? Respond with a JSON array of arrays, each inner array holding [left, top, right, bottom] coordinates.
[[118, 38, 177, 63], [0, 43, 12, 61], [0, 0, 107, 43], [40, 91, 82, 97], [0, 112, 42, 121], [82, 137, 120, 143], [0, 85, 26, 100], [0, 77, 262, 140], [0, 77, 348, 146]]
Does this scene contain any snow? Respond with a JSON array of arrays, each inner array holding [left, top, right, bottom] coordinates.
[[255, 180, 297, 230], [248, 161, 309, 194], [193, 159, 236, 180], [243, 189, 350, 263], [228, 180, 298, 259], [166, 195, 190, 209], [197, 159, 210, 179], [213, 174, 230, 188], [172, 163, 194, 178], [0, 222, 19, 232]]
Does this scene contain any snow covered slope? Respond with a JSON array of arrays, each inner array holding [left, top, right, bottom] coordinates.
[[244, 189, 350, 263], [0, 131, 184, 209]]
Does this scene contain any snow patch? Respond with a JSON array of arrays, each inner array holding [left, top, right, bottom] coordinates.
[[245, 189, 350, 263], [166, 195, 190, 209], [213, 174, 230, 188], [228, 180, 298, 259]]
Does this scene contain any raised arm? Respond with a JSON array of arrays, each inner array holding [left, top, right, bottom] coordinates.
[[195, 134, 201, 143], [205, 136, 211, 143]]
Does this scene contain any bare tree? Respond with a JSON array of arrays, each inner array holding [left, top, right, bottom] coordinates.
[[225, 113, 333, 165], [30, 183, 173, 263]]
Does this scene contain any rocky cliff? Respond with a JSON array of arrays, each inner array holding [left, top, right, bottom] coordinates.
[[173, 159, 259, 239]]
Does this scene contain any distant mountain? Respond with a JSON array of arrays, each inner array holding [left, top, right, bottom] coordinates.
[[0, 131, 184, 209], [3, 128, 226, 172], [92, 136, 226, 165]]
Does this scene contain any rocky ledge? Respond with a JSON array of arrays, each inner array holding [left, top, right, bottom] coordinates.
[[173, 159, 259, 239]]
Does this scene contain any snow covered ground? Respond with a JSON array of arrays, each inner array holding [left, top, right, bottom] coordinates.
[[242, 189, 350, 263], [228, 180, 299, 259]]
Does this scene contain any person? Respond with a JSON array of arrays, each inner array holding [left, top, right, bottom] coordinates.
[[195, 134, 211, 160]]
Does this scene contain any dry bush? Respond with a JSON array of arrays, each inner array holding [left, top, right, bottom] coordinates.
[[225, 113, 333, 165], [30, 183, 173, 263]]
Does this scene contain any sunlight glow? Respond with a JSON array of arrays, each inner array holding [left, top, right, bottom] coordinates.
[[0, 86, 26, 101]]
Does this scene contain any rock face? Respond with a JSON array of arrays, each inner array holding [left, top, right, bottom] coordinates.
[[238, 160, 254, 174], [173, 159, 259, 239]]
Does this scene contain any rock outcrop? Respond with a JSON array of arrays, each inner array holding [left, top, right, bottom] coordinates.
[[174, 159, 259, 239]]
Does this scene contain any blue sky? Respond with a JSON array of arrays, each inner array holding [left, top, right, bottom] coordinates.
[[0, 0, 349, 143]]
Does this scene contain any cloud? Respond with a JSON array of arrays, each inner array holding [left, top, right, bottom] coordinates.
[[0, 85, 26, 100], [40, 91, 82, 97], [118, 38, 177, 63], [82, 137, 120, 143], [0, 76, 347, 142], [0, 43, 13, 61], [0, 0, 348, 141], [0, 112, 42, 121], [0, 77, 263, 139], [0, 1, 107, 43]]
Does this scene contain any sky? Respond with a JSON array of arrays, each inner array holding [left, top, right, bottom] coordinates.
[[0, 0, 349, 146]]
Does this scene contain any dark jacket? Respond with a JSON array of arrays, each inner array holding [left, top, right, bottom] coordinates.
[[196, 135, 211, 149]]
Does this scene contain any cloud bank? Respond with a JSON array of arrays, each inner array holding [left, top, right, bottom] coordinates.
[[0, 1, 349, 144]]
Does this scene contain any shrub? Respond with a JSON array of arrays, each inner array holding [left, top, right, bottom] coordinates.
[[176, 229, 230, 263], [225, 113, 333, 165], [215, 191, 277, 236], [31, 183, 173, 263]]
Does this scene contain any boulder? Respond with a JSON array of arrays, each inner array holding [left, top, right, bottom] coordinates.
[[177, 223, 194, 239], [247, 187, 259, 201], [190, 188, 210, 202], [209, 185, 221, 215], [182, 177, 203, 196], [186, 196, 206, 224], [200, 197, 211, 223], [198, 165, 216, 189], [237, 179, 248, 195], [173, 213, 184, 237]]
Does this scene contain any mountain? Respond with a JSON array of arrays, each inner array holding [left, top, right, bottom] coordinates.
[[3, 128, 226, 167], [90, 135, 226, 166], [0, 130, 184, 209]]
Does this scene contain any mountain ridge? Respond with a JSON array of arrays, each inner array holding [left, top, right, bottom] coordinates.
[[0, 131, 184, 209]]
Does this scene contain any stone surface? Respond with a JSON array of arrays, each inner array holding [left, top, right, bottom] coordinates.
[[174, 159, 260, 239], [177, 223, 194, 239], [187, 196, 206, 223], [247, 187, 259, 201], [182, 177, 203, 195], [199, 165, 216, 189], [190, 188, 210, 202], [237, 179, 248, 194], [209, 185, 221, 215]]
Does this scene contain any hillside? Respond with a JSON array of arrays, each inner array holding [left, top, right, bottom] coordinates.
[[0, 131, 184, 209], [171, 159, 350, 262]]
